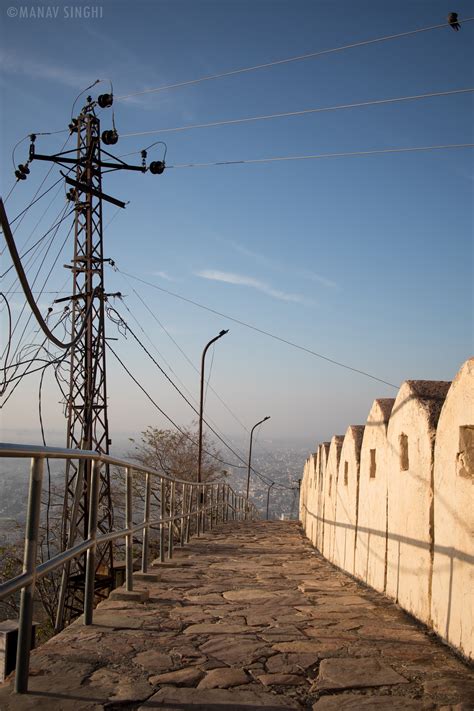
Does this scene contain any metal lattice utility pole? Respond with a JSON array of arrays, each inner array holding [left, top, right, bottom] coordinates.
[[56, 107, 113, 628], [26, 94, 166, 630]]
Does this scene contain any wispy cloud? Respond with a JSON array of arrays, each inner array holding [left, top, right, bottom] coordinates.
[[0, 49, 93, 89], [196, 269, 311, 304], [152, 270, 175, 282], [228, 239, 338, 289]]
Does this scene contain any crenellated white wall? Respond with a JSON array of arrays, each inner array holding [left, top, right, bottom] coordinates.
[[299, 358, 474, 660]]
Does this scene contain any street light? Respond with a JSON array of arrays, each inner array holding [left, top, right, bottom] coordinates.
[[197, 329, 229, 483], [266, 482, 275, 520], [246, 415, 270, 499]]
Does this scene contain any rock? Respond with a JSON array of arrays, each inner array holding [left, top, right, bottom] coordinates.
[[257, 673, 305, 686], [315, 658, 409, 690], [199, 637, 268, 665], [273, 640, 344, 656], [149, 666, 203, 687], [423, 677, 474, 703], [184, 623, 256, 635], [222, 589, 278, 602], [197, 667, 250, 688], [312, 695, 425, 709], [266, 652, 319, 674], [133, 650, 173, 673], [138, 686, 301, 709]]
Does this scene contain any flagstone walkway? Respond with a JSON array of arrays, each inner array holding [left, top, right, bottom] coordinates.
[[0, 520, 473, 710]]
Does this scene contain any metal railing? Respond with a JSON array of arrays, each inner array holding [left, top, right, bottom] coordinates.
[[0, 442, 259, 693]]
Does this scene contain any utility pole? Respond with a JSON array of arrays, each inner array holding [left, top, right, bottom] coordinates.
[[246, 416, 270, 500], [197, 330, 228, 483], [24, 93, 165, 630]]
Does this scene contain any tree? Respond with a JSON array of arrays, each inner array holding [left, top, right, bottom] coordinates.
[[129, 424, 227, 483]]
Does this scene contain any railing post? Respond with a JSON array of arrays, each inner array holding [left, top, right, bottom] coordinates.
[[159, 478, 165, 562], [179, 483, 186, 547], [185, 484, 193, 543], [209, 485, 214, 530], [202, 487, 207, 533], [55, 458, 84, 632], [168, 481, 175, 559], [197, 486, 202, 537], [84, 459, 101, 626], [141, 472, 151, 573], [125, 467, 134, 592], [15, 456, 44, 694]]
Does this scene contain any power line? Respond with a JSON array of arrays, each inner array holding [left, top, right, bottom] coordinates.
[[120, 87, 474, 141], [118, 268, 398, 388], [1, 200, 96, 350], [106, 306, 274, 479], [167, 143, 474, 170], [115, 293, 249, 459], [115, 16, 474, 101], [106, 341, 251, 472], [117, 269, 254, 437]]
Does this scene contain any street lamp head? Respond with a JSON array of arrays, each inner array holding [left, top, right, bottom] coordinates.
[[264, 416, 271, 421], [219, 329, 229, 337]]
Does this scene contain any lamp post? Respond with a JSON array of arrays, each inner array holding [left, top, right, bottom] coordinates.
[[266, 482, 275, 520], [246, 416, 270, 500], [197, 329, 229, 483]]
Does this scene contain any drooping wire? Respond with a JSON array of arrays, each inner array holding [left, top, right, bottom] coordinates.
[[166, 143, 474, 170], [115, 16, 474, 101], [0, 199, 99, 350], [115, 268, 267, 439], [117, 268, 398, 389], [115, 291, 253, 464], [106, 305, 257, 472], [106, 341, 250, 471], [0, 293, 12, 396], [106, 307, 295, 490], [0, 207, 76, 280]]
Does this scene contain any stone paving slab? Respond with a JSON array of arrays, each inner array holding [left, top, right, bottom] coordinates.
[[0, 521, 473, 710]]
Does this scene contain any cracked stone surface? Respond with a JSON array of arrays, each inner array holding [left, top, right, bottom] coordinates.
[[0, 521, 473, 710]]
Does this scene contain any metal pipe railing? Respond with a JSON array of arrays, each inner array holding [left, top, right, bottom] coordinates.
[[0, 442, 259, 693]]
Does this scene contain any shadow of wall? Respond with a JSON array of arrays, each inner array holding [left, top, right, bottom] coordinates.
[[299, 358, 473, 660]]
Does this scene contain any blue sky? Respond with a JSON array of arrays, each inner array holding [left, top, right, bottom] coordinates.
[[0, 0, 473, 455]]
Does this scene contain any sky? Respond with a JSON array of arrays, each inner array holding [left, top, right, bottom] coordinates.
[[0, 0, 473, 462]]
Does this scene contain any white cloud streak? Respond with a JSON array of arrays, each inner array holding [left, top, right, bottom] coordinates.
[[196, 269, 310, 304], [229, 240, 338, 289], [152, 270, 175, 282]]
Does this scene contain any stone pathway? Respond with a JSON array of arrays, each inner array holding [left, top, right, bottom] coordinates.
[[0, 521, 473, 710]]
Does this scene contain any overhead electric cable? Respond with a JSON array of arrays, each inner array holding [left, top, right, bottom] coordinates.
[[167, 143, 474, 170], [120, 88, 474, 141], [0, 199, 98, 350], [107, 306, 272, 476], [115, 16, 474, 101], [116, 269, 255, 437], [116, 294, 254, 462], [106, 342, 253, 471], [0, 207, 75, 280], [118, 269, 398, 388], [8, 177, 65, 224]]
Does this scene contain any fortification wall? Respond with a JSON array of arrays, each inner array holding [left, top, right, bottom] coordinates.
[[299, 358, 474, 660]]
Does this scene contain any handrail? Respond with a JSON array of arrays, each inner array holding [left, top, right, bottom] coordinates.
[[0, 442, 259, 693]]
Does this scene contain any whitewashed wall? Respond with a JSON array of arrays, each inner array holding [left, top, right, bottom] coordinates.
[[333, 425, 364, 575], [354, 398, 394, 592], [299, 359, 473, 660], [431, 358, 474, 659]]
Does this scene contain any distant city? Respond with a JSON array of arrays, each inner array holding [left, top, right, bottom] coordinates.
[[0, 430, 315, 545]]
